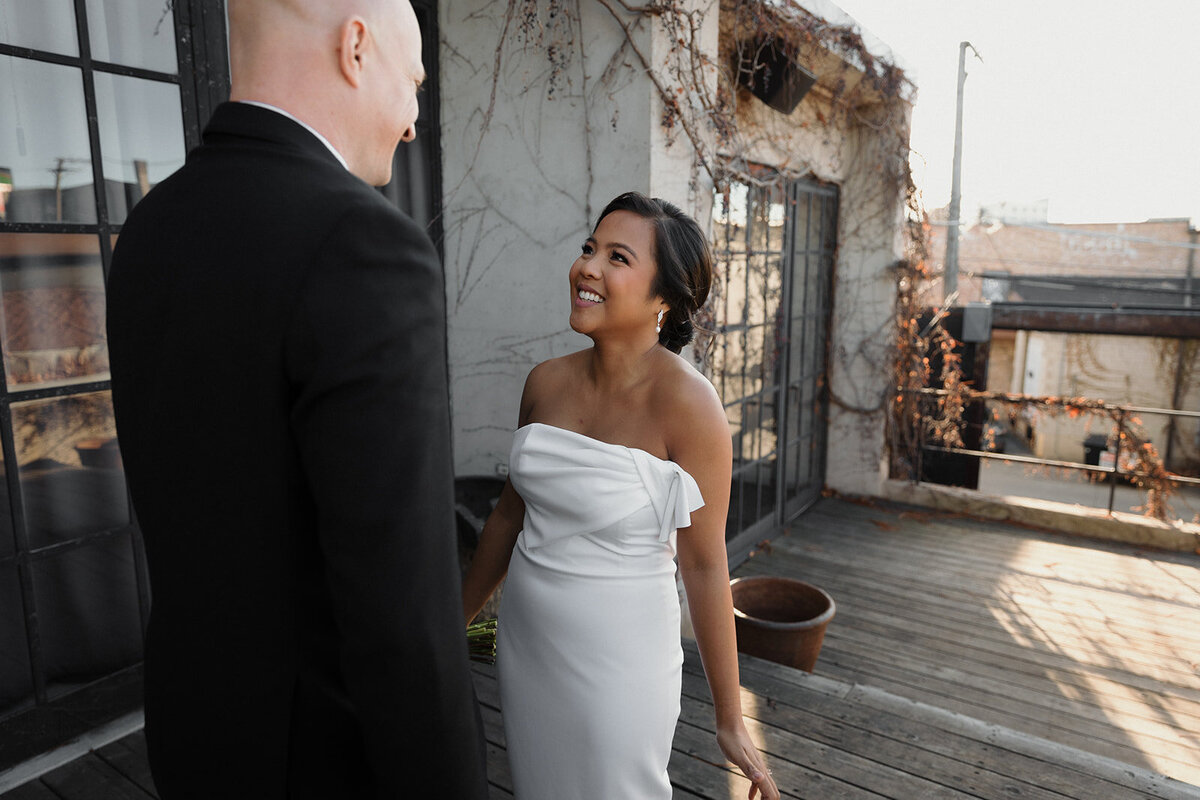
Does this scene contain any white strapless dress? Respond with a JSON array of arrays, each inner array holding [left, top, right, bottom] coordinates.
[[498, 422, 704, 799]]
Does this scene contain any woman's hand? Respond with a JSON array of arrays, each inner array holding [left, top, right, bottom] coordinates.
[[717, 722, 779, 800]]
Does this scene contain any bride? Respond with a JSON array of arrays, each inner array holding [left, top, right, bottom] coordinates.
[[462, 192, 779, 800]]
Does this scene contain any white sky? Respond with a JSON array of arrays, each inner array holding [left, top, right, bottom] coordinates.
[[826, 0, 1200, 226]]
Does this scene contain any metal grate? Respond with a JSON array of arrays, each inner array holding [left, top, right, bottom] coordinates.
[[709, 175, 838, 564]]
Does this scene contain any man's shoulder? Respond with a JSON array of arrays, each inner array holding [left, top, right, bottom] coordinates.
[[321, 184, 433, 258]]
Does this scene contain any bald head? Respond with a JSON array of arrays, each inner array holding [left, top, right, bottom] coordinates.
[[230, 0, 400, 35], [228, 0, 424, 185]]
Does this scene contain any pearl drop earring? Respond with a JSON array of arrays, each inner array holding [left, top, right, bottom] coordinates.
[[655, 309, 665, 333]]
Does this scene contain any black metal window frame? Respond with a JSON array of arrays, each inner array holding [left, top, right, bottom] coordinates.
[[710, 171, 838, 565], [0, 0, 229, 722], [779, 178, 837, 520]]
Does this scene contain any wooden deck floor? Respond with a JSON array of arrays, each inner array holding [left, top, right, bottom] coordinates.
[[740, 497, 1200, 791], [4, 496, 1199, 798]]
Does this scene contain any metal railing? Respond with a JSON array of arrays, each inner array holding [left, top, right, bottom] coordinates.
[[906, 388, 1200, 516]]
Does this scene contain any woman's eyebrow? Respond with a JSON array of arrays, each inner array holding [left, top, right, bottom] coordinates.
[[605, 241, 638, 259]]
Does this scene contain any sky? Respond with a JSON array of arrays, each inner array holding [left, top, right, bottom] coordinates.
[[826, 0, 1200, 227]]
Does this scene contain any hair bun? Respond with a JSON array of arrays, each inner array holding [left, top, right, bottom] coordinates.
[[658, 312, 694, 354]]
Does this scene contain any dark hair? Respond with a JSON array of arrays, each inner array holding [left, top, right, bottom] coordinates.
[[594, 192, 713, 354]]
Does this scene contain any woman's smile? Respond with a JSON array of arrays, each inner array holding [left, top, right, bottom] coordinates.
[[575, 285, 606, 307]]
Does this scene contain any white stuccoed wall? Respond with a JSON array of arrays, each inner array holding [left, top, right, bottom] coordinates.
[[438, 0, 718, 478], [823, 115, 912, 496]]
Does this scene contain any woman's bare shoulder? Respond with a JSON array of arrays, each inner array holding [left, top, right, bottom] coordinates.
[[654, 352, 728, 450], [520, 349, 590, 423], [526, 350, 587, 389]]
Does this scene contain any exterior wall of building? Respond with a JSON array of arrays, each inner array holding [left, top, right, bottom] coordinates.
[[438, 1, 909, 501], [821, 115, 911, 496], [985, 330, 1016, 398], [1014, 332, 1199, 472]]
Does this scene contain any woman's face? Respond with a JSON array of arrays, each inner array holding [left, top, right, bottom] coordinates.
[[568, 210, 664, 340]]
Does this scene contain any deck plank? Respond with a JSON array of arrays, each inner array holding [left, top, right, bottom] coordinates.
[[0, 782, 58, 800], [38, 753, 155, 800], [94, 731, 157, 797]]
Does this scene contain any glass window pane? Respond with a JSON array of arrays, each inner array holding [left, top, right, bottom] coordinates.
[[726, 400, 743, 459], [741, 452, 775, 530], [782, 382, 799, 446], [33, 532, 142, 700], [748, 187, 770, 252], [746, 254, 768, 327], [14, 391, 128, 550], [726, 470, 743, 542], [784, 439, 800, 503], [721, 254, 748, 328], [787, 315, 803, 383], [0, 0, 79, 56], [805, 315, 821, 380], [0, 233, 109, 389], [93, 72, 185, 224], [0, 57, 96, 223], [791, 191, 812, 253], [765, 184, 785, 252], [792, 436, 816, 498], [0, 439, 10, 560], [0, 561, 33, 717], [821, 197, 838, 250], [85, 0, 177, 73], [742, 327, 763, 398], [799, 383, 816, 439]]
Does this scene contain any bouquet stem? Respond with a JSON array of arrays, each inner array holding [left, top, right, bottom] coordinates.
[[467, 618, 497, 665]]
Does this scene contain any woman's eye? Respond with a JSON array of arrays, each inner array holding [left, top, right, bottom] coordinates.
[[581, 243, 594, 255], [612, 251, 627, 264]]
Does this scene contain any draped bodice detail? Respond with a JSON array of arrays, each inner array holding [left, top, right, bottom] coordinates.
[[509, 423, 704, 559]]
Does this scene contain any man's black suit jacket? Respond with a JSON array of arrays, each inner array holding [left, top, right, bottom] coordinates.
[[107, 102, 487, 798]]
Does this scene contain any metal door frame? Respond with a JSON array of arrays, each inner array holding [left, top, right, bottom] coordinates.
[[711, 174, 838, 566]]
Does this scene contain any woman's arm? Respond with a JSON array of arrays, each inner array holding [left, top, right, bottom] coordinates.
[[461, 478, 525, 624], [460, 362, 549, 624], [671, 373, 779, 800]]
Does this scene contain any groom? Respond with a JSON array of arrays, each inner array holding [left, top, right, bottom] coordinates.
[[106, 0, 487, 797]]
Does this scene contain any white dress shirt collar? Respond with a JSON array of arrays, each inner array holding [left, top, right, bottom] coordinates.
[[238, 101, 349, 171]]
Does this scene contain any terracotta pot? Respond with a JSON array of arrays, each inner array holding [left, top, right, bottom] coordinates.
[[730, 576, 835, 672]]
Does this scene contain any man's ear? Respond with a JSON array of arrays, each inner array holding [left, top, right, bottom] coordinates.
[[337, 17, 369, 88]]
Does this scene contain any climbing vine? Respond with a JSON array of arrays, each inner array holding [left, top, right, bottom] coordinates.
[[465, 1, 1188, 522]]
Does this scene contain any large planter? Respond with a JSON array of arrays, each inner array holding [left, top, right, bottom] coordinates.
[[730, 576, 835, 673]]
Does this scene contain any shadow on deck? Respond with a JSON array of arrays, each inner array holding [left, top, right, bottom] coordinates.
[[3, 496, 1199, 799]]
